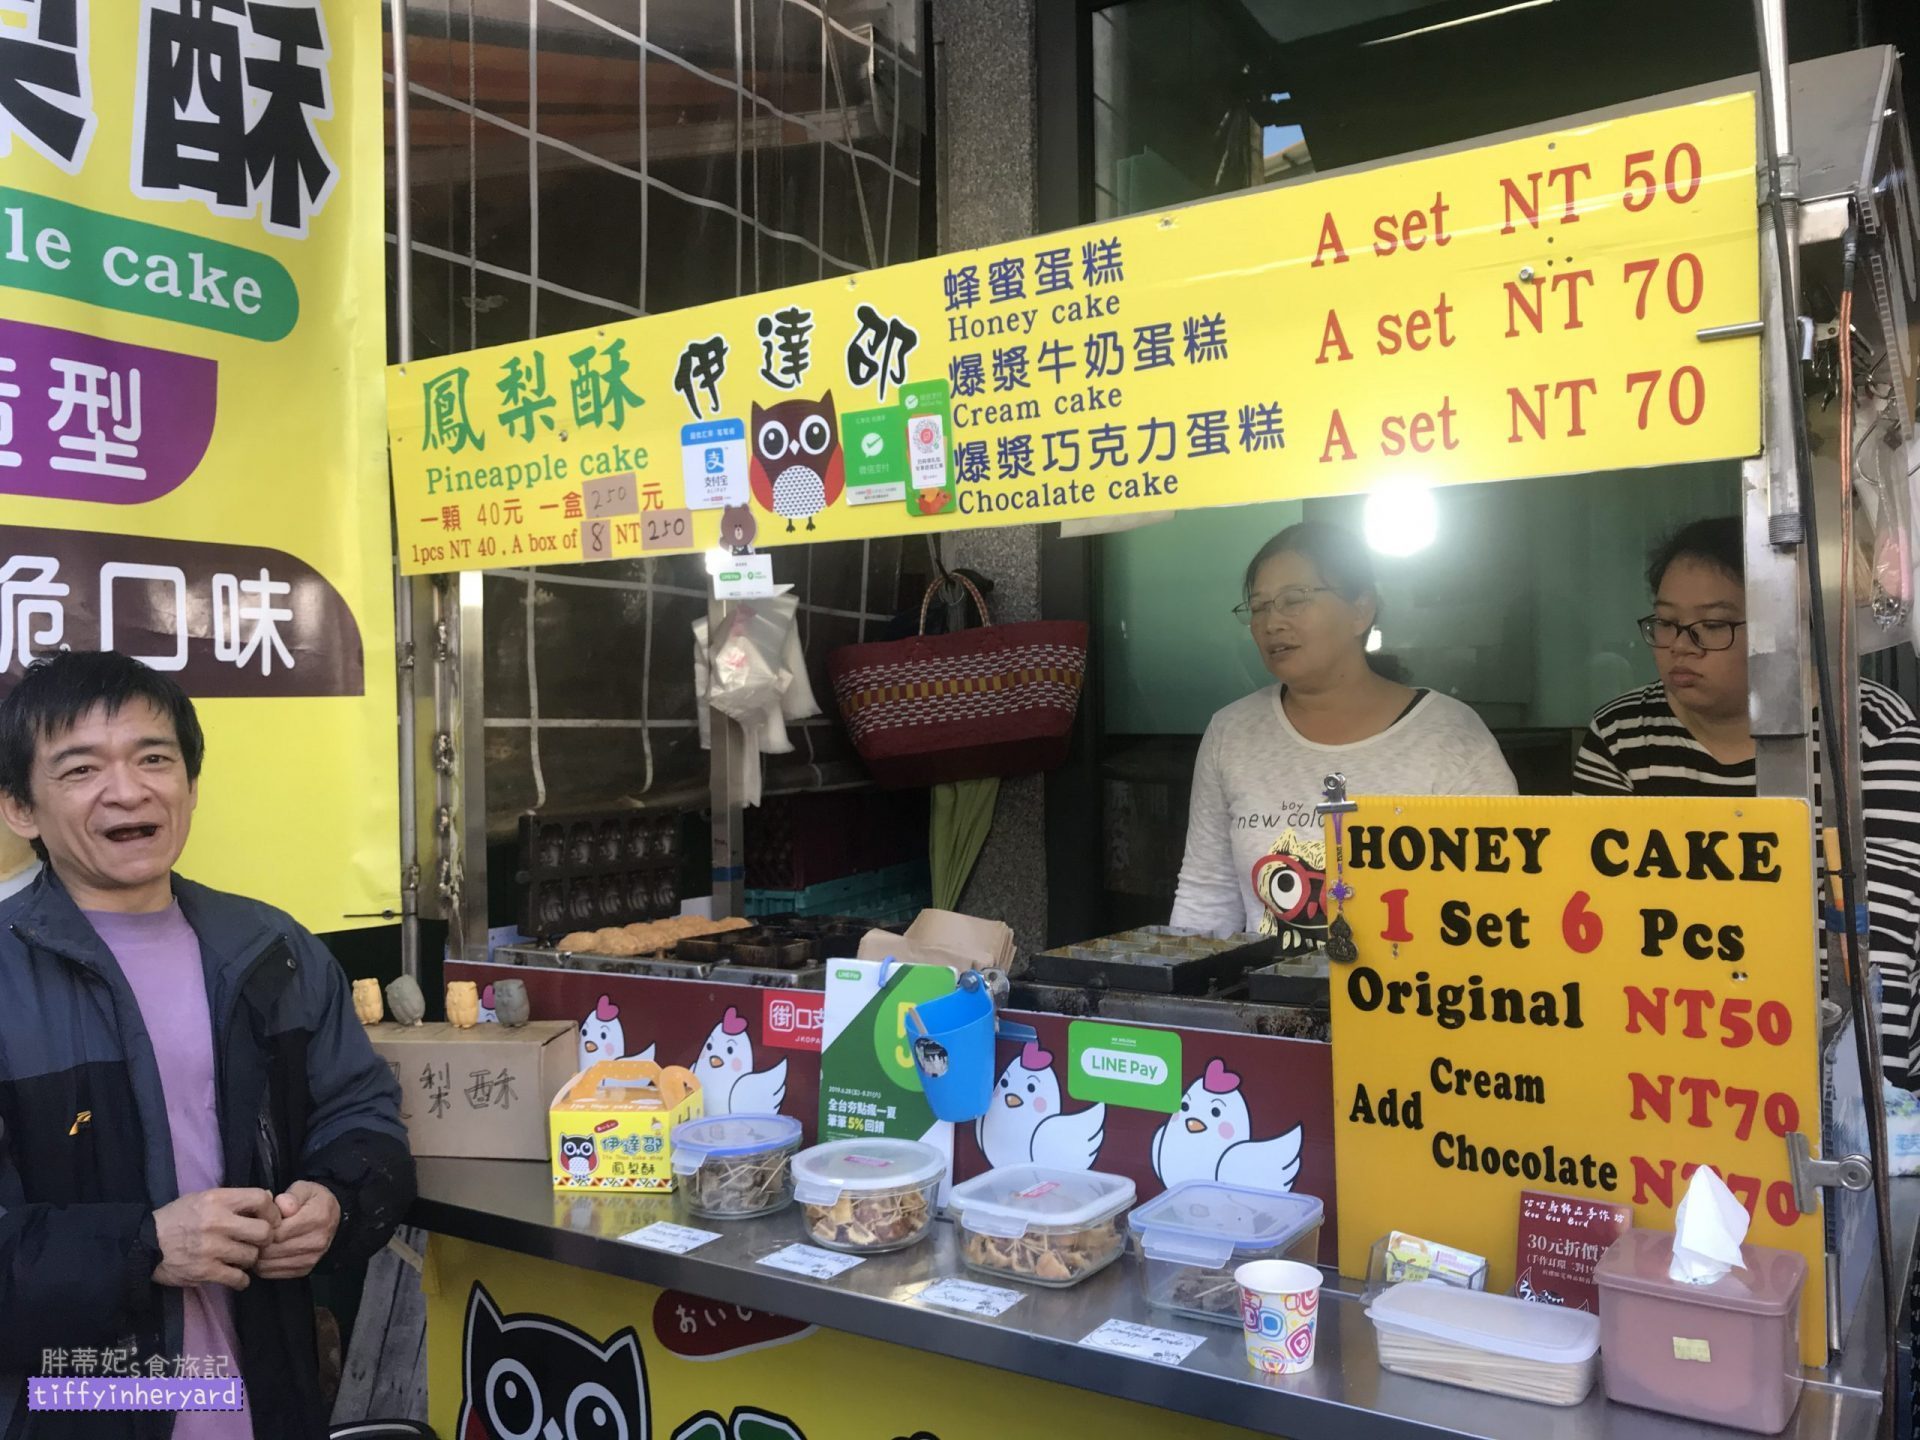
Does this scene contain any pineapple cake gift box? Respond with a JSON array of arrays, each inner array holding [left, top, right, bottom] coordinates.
[[550, 1060, 704, 1192]]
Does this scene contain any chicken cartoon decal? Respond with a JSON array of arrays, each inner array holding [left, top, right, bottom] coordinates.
[[976, 1043, 1106, 1171], [749, 394, 843, 532], [1152, 1059, 1303, 1191], [577, 995, 655, 1075], [694, 1006, 788, 1115]]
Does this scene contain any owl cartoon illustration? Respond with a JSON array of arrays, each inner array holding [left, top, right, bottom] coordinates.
[[558, 1134, 599, 1181], [1252, 829, 1329, 958], [458, 1282, 650, 1440], [749, 393, 844, 531]]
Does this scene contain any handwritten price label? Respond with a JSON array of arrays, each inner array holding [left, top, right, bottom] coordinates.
[[916, 1277, 1025, 1318], [620, 1222, 721, 1255], [584, 473, 639, 518], [641, 508, 693, 552], [1079, 1319, 1207, 1367], [756, 1244, 864, 1280]]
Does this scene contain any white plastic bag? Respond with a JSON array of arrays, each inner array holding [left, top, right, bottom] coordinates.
[[691, 590, 822, 805]]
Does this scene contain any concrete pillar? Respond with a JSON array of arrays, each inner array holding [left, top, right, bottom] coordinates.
[[930, 0, 1049, 953]]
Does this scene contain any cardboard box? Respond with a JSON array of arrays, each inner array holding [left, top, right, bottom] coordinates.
[[367, 1020, 579, 1161], [856, 908, 1014, 973], [550, 1060, 704, 1192]]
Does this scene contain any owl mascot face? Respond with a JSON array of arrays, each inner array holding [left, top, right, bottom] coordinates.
[[459, 1283, 649, 1440], [559, 1134, 599, 1179], [748, 393, 844, 532]]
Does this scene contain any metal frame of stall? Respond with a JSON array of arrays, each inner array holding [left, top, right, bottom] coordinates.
[[384, 0, 1915, 1426]]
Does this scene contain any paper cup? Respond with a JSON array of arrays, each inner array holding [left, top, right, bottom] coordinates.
[[1235, 1259, 1323, 1375]]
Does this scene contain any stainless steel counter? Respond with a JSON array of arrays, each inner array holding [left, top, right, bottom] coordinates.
[[414, 1158, 1904, 1440]]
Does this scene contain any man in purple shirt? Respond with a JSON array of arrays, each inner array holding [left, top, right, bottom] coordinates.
[[0, 653, 413, 1440]]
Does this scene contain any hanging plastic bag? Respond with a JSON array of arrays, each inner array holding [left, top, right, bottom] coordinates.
[[691, 591, 821, 805], [710, 595, 795, 725]]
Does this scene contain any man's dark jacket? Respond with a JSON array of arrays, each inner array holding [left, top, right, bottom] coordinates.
[[0, 870, 415, 1440]]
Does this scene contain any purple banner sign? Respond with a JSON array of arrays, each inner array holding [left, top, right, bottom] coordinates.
[[0, 527, 363, 698], [0, 317, 216, 504]]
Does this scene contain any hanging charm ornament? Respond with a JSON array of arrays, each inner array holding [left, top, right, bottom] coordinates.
[[1314, 774, 1360, 964], [1325, 914, 1360, 966]]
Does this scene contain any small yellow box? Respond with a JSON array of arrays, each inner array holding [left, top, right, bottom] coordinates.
[[549, 1060, 704, 1192]]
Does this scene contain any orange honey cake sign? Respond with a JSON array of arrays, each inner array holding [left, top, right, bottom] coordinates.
[[387, 94, 1760, 573], [1328, 796, 1826, 1366]]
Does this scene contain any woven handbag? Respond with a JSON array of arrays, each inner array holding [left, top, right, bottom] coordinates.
[[828, 573, 1089, 787]]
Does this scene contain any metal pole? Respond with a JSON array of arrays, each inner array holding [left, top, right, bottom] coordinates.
[[454, 570, 489, 960], [705, 0, 754, 923], [1755, 0, 1799, 304], [707, 594, 748, 920], [1751, 11, 1894, 1417], [389, 0, 421, 980], [1746, 0, 1810, 801]]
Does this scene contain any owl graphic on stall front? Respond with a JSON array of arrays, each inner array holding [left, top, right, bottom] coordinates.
[[459, 1283, 650, 1440], [1252, 830, 1330, 958], [749, 394, 843, 531], [558, 1134, 599, 1181]]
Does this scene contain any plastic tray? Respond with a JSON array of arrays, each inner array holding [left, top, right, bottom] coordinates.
[[1368, 1281, 1600, 1407], [1128, 1181, 1324, 1323], [950, 1166, 1136, 1287], [792, 1138, 946, 1253], [673, 1114, 804, 1218]]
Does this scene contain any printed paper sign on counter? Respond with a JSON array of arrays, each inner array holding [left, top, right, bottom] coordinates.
[[817, 959, 955, 1197], [1328, 796, 1824, 1364], [388, 95, 1761, 573], [0, 2, 398, 931]]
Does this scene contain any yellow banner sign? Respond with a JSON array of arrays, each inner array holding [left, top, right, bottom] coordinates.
[[428, 1236, 1253, 1440], [1329, 796, 1824, 1364], [388, 93, 1758, 575], [0, 2, 397, 931]]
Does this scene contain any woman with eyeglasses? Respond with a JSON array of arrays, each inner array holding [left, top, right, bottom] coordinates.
[[1170, 522, 1516, 949], [1575, 516, 1920, 1086]]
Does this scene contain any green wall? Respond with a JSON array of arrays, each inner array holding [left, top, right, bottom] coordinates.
[[1096, 464, 1741, 735]]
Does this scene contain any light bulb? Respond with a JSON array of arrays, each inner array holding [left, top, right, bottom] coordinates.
[[1364, 483, 1437, 557]]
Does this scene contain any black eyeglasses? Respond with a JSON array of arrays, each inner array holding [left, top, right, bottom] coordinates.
[[1233, 587, 1331, 625], [1638, 615, 1747, 651]]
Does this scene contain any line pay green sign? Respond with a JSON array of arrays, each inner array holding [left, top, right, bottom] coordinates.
[[1067, 1021, 1183, 1113]]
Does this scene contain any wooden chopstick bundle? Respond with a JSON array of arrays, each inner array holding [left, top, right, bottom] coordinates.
[[1376, 1327, 1596, 1407]]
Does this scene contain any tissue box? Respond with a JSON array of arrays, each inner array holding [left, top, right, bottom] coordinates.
[[550, 1060, 704, 1192], [367, 1021, 578, 1161], [1594, 1229, 1806, 1433]]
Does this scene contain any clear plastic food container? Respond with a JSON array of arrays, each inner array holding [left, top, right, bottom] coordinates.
[[1127, 1181, 1324, 1323], [1594, 1229, 1806, 1434], [790, 1138, 945, 1253], [1367, 1279, 1601, 1407], [670, 1113, 804, 1218], [949, 1165, 1136, 1287]]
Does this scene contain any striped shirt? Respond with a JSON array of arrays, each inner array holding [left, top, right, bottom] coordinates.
[[1575, 679, 1920, 1086]]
